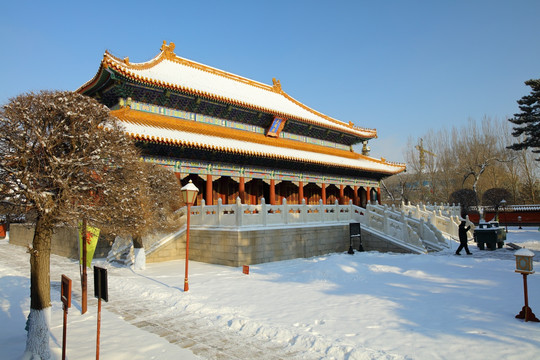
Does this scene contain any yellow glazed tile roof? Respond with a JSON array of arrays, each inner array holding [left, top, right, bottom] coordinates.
[[80, 41, 377, 140], [112, 108, 405, 175]]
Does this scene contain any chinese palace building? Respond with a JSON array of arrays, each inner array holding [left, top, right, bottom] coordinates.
[[78, 41, 405, 208]]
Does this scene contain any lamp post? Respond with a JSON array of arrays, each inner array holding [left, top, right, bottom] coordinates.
[[515, 248, 539, 322], [499, 199, 507, 231], [181, 180, 199, 292]]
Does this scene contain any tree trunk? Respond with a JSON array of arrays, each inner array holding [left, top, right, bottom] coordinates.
[[132, 234, 146, 270], [132, 234, 143, 249], [25, 214, 53, 359]]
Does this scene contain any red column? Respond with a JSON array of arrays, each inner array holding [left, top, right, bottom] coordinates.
[[339, 184, 345, 205], [353, 186, 359, 206], [250, 179, 258, 205], [206, 174, 213, 205], [239, 177, 245, 204], [298, 181, 304, 204], [321, 183, 326, 204], [270, 179, 276, 205], [377, 187, 381, 205], [366, 186, 371, 204]]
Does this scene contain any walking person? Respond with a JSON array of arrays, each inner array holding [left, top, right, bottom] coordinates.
[[456, 220, 472, 255]]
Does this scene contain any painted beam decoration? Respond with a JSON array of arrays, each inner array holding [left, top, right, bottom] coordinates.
[[142, 156, 380, 188]]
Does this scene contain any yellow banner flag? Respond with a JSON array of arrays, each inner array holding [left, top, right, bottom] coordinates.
[[79, 222, 101, 268]]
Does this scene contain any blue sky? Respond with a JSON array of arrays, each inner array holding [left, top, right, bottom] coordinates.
[[2, 0, 539, 163]]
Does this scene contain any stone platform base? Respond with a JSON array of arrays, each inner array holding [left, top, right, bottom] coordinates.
[[9, 223, 419, 268], [148, 223, 418, 267]]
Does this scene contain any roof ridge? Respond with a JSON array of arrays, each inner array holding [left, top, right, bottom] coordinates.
[[104, 41, 274, 92]]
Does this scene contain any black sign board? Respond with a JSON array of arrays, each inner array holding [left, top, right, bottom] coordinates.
[[93, 266, 108, 302], [61, 275, 72, 309], [349, 222, 364, 252], [350, 223, 361, 237]]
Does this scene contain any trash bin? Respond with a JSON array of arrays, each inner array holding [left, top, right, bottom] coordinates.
[[474, 221, 506, 250]]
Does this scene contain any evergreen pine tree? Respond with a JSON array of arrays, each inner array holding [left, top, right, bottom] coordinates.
[[508, 79, 540, 159]]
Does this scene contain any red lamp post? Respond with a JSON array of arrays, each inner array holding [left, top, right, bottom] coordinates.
[[181, 180, 199, 292]]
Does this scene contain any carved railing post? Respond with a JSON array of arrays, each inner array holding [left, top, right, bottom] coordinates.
[[301, 199, 307, 223], [236, 197, 243, 227], [383, 208, 390, 234], [261, 198, 267, 227], [198, 199, 206, 226], [283, 198, 288, 224], [217, 198, 222, 226], [400, 211, 407, 243], [419, 217, 425, 239]]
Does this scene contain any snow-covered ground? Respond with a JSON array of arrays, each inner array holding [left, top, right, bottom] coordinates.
[[2, 227, 540, 359]]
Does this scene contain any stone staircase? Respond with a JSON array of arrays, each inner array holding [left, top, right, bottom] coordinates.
[[107, 201, 457, 266]]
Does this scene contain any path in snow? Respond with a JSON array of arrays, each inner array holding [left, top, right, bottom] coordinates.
[[107, 292, 306, 360], [0, 241, 308, 360]]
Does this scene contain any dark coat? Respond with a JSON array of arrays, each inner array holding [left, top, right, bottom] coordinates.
[[458, 221, 470, 243]]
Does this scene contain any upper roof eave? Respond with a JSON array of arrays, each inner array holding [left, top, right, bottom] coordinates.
[[78, 41, 378, 140]]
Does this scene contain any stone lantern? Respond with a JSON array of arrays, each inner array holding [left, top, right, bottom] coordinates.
[[515, 248, 539, 322], [515, 248, 534, 274]]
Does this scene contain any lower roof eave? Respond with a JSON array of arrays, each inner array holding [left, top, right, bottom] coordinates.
[[135, 139, 404, 180]]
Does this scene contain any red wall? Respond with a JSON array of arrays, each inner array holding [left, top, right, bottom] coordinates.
[[468, 211, 540, 225]]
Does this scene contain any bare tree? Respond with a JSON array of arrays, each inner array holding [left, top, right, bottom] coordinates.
[[458, 119, 500, 195], [482, 188, 512, 207], [517, 149, 540, 203], [381, 173, 411, 205], [118, 162, 183, 269], [405, 129, 460, 204], [0, 91, 141, 358], [404, 117, 523, 205], [449, 188, 478, 216], [404, 136, 435, 203]]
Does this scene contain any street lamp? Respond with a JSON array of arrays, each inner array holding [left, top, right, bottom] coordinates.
[[500, 199, 507, 232], [181, 180, 199, 292]]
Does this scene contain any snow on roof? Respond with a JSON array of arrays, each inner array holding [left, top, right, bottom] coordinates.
[[515, 248, 535, 257], [112, 108, 404, 175], [91, 41, 377, 139]]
